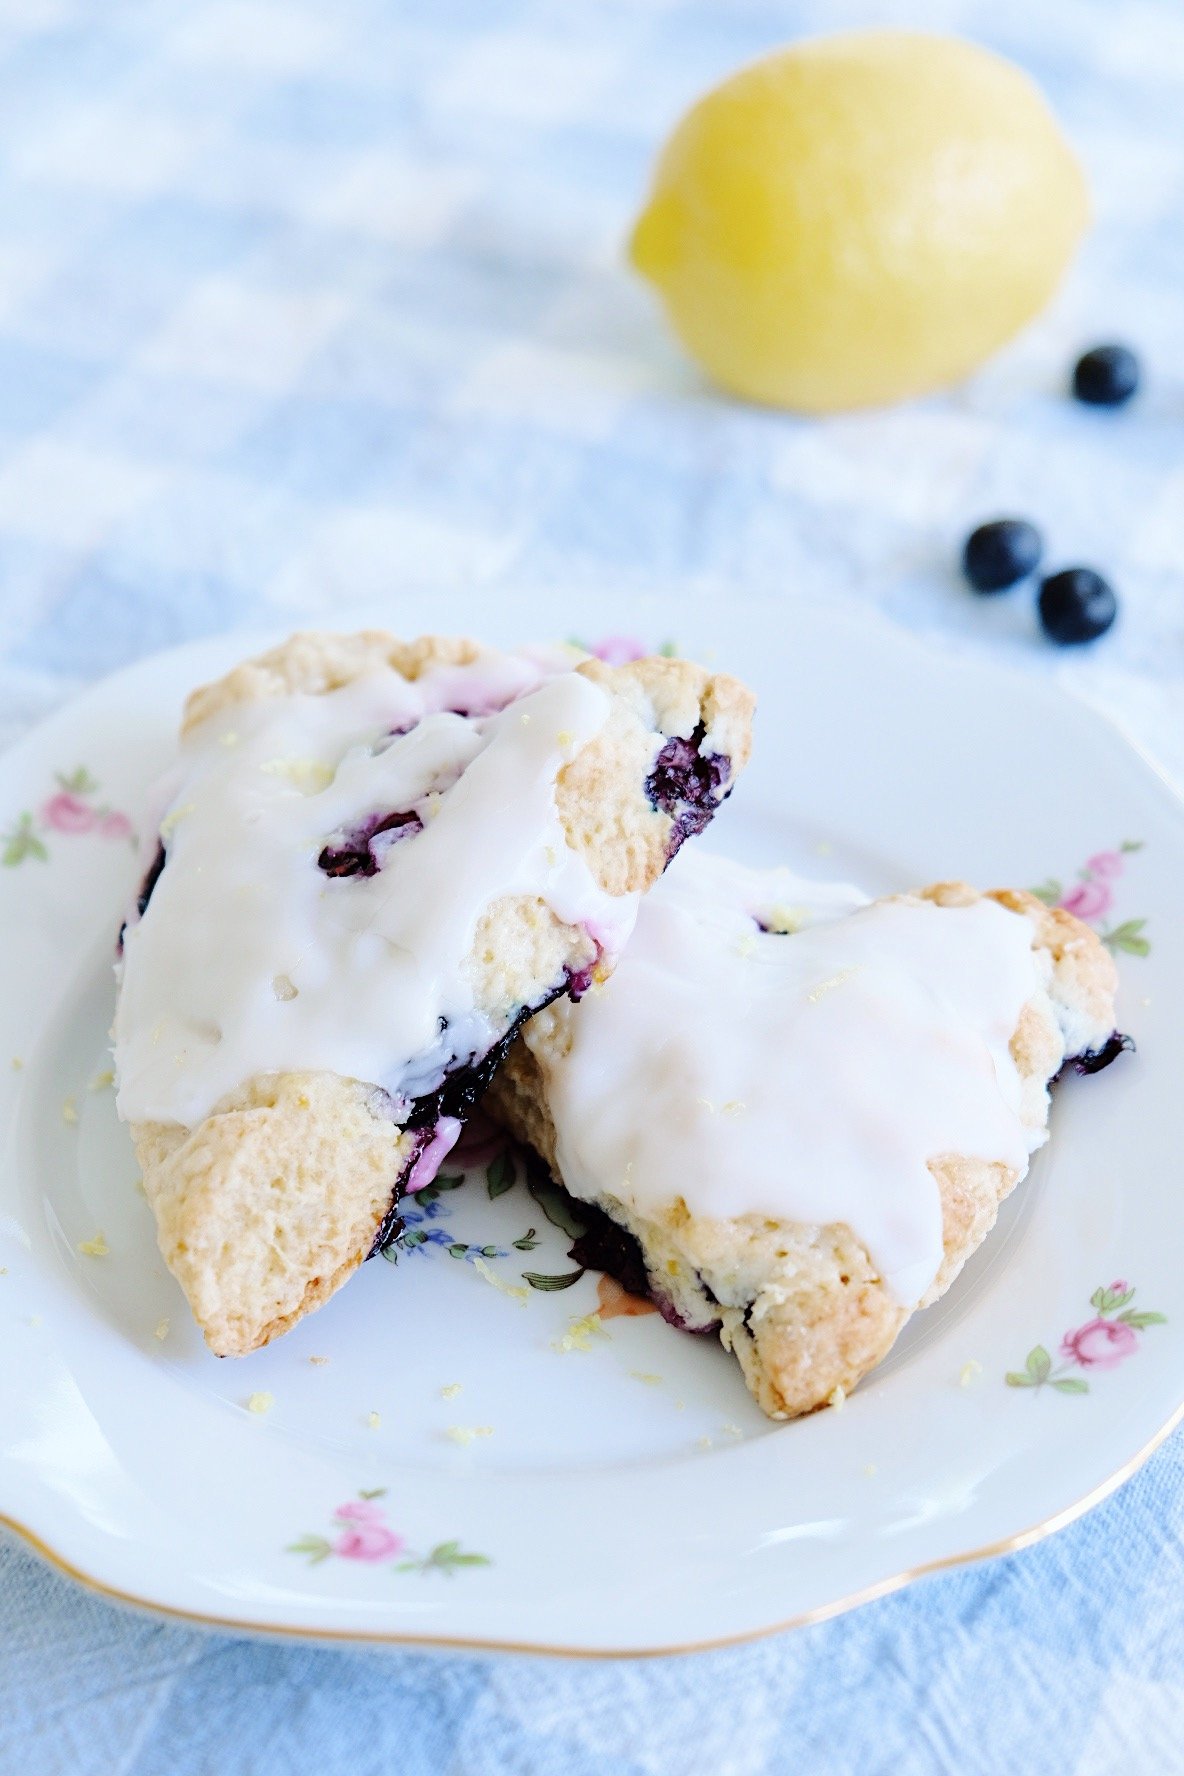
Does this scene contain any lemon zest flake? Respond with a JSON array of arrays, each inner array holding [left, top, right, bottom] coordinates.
[[553, 1312, 609, 1354], [472, 1256, 529, 1303], [630, 1370, 663, 1386], [154, 1318, 169, 1341], [959, 1359, 983, 1388], [440, 1381, 463, 1400], [446, 1425, 493, 1445], [247, 1392, 274, 1416], [88, 1069, 115, 1092], [367, 1411, 381, 1429], [159, 802, 195, 839], [77, 1232, 108, 1257], [61, 1096, 79, 1126]]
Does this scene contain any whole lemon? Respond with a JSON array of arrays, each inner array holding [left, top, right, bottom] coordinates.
[[629, 31, 1089, 412]]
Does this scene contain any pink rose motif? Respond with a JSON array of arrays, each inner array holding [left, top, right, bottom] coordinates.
[[333, 1522, 404, 1562], [40, 791, 95, 835], [1086, 851, 1124, 880], [333, 1499, 385, 1523], [99, 810, 134, 840], [590, 636, 647, 667], [1058, 879, 1113, 922], [1108, 1278, 1129, 1295], [1060, 1317, 1139, 1370]]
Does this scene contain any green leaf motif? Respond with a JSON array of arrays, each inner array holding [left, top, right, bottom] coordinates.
[[358, 1487, 388, 1500], [1120, 839, 1144, 854], [1028, 878, 1062, 906], [2, 813, 48, 867], [486, 1152, 516, 1199], [1026, 1345, 1051, 1383], [56, 766, 98, 795], [512, 1227, 539, 1252], [1117, 1310, 1167, 1329], [528, 1175, 586, 1239], [414, 1173, 465, 1208], [287, 1534, 333, 1564], [422, 1539, 491, 1575], [522, 1268, 585, 1291], [1050, 1378, 1089, 1395], [1093, 1285, 1135, 1315], [447, 1242, 469, 1260], [658, 640, 678, 658], [1104, 920, 1151, 958], [1005, 1372, 1035, 1388]]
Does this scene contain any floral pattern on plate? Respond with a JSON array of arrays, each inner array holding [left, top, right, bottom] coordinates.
[[287, 1489, 490, 1576], [1006, 1282, 1167, 1395], [2, 766, 136, 865], [1030, 840, 1150, 956]]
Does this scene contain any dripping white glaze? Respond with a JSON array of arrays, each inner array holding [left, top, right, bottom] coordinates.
[[115, 648, 638, 1129], [526, 852, 1055, 1307]]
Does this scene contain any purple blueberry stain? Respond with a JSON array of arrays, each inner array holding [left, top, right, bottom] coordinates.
[[1067, 1030, 1135, 1076]]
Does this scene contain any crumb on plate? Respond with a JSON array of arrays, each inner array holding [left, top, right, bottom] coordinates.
[[154, 1318, 169, 1340], [446, 1425, 493, 1445], [552, 1312, 609, 1354], [440, 1381, 463, 1400], [77, 1232, 108, 1257], [247, 1391, 274, 1415], [61, 1096, 79, 1126], [472, 1255, 529, 1303]]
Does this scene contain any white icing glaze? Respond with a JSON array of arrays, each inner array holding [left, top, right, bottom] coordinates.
[[115, 649, 638, 1129], [526, 852, 1053, 1307]]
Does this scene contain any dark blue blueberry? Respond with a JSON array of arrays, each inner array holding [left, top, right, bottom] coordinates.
[[1038, 568, 1118, 645], [1072, 344, 1140, 407], [646, 722, 731, 860], [318, 809, 422, 877], [962, 519, 1044, 593], [1069, 1031, 1134, 1075]]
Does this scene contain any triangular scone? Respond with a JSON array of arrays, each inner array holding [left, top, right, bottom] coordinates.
[[114, 632, 753, 1355], [487, 855, 1128, 1419]]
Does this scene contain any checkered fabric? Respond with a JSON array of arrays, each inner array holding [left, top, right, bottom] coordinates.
[[1, 0, 1183, 1770]]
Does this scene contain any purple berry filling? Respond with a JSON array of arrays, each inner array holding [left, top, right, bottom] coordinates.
[[1066, 1030, 1135, 1076], [645, 722, 732, 862], [318, 809, 423, 878], [370, 962, 592, 1259], [117, 839, 168, 952]]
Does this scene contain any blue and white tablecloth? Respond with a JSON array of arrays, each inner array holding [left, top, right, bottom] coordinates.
[[2, 0, 1183, 1770]]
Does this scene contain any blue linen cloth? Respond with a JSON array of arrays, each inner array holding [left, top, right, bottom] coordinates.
[[1, 0, 1183, 1770]]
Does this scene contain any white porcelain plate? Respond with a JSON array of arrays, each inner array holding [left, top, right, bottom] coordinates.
[[2, 594, 1181, 1657]]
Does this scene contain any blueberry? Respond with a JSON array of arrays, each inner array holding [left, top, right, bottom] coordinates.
[[1072, 344, 1140, 407], [962, 519, 1044, 593], [1038, 568, 1117, 645]]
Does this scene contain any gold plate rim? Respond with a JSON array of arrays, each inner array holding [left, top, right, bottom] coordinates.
[[5, 1392, 1182, 1660]]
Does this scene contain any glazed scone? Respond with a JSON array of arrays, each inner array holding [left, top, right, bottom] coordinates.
[[487, 853, 1129, 1419], [114, 632, 753, 1356]]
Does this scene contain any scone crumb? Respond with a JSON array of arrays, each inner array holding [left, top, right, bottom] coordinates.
[[556, 729, 574, 748], [553, 1313, 608, 1354], [721, 1422, 743, 1438], [88, 1069, 115, 1092], [959, 1359, 983, 1388], [440, 1381, 463, 1400], [367, 1411, 381, 1429], [153, 1318, 169, 1341], [61, 1096, 79, 1126], [246, 1392, 274, 1416], [77, 1232, 108, 1257], [472, 1256, 529, 1303], [827, 1385, 847, 1411], [630, 1370, 663, 1386], [271, 973, 299, 1002], [308, 1355, 330, 1367], [446, 1425, 493, 1445]]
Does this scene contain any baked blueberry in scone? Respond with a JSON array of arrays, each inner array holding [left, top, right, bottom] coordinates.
[[113, 632, 753, 1356], [486, 852, 1129, 1419]]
